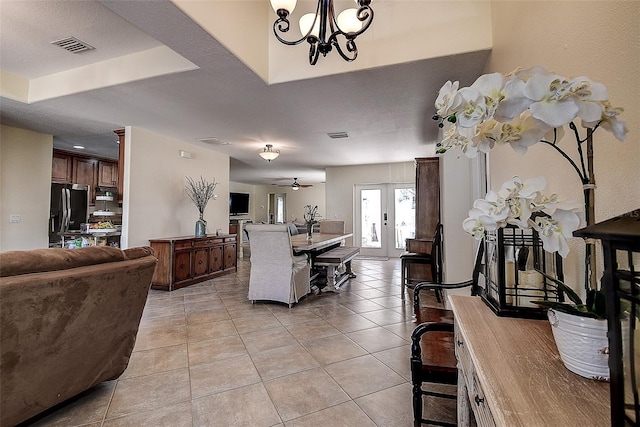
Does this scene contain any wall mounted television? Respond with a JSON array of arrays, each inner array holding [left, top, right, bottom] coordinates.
[[229, 192, 250, 216]]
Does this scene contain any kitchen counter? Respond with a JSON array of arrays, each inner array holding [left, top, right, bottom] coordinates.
[[59, 231, 121, 248]]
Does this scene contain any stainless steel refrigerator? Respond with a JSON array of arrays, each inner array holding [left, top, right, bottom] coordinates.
[[49, 183, 89, 245]]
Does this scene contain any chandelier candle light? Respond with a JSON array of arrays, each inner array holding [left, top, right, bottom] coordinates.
[[270, 0, 374, 65]]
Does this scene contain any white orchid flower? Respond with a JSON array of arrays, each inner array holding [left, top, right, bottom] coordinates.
[[472, 119, 498, 153], [499, 176, 546, 200], [438, 123, 475, 155], [495, 176, 546, 227], [505, 197, 533, 229], [435, 80, 461, 117], [568, 76, 608, 123], [532, 209, 581, 258], [534, 192, 582, 216], [456, 87, 487, 128], [474, 191, 510, 223], [583, 101, 628, 142], [440, 125, 479, 158], [524, 73, 580, 127], [494, 77, 532, 122], [518, 176, 547, 199], [463, 208, 498, 240], [492, 112, 549, 154], [470, 72, 505, 120], [514, 66, 552, 82]]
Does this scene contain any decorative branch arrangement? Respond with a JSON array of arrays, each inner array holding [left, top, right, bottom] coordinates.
[[185, 176, 217, 215], [303, 205, 321, 225]]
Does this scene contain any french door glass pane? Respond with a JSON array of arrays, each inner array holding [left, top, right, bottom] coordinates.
[[394, 188, 415, 250], [276, 196, 284, 223], [361, 189, 381, 248]]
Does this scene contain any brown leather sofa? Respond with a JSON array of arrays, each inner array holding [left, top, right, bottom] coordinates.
[[0, 246, 157, 426]]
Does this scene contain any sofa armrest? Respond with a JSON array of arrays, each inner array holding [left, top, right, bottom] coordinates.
[[124, 246, 155, 260]]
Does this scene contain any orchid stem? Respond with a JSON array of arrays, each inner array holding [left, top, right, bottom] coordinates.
[[538, 138, 585, 183]]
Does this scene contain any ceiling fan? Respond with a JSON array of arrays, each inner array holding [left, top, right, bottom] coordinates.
[[277, 178, 313, 191]]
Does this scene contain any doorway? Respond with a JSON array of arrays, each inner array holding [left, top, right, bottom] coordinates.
[[268, 193, 286, 223], [354, 183, 415, 257]]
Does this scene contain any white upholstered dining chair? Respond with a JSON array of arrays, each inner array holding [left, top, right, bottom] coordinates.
[[319, 220, 345, 234], [245, 224, 311, 307]]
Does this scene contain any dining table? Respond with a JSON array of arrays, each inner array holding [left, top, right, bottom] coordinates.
[[291, 232, 354, 292], [290, 232, 353, 254]]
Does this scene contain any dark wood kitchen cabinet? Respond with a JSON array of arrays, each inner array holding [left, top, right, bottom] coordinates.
[[51, 151, 72, 183], [149, 235, 237, 291], [97, 161, 118, 187], [52, 149, 119, 205], [72, 157, 98, 203]]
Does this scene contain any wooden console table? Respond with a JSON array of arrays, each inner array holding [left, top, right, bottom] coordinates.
[[450, 296, 610, 426], [149, 234, 237, 291]]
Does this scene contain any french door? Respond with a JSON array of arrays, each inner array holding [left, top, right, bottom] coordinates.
[[354, 183, 416, 257]]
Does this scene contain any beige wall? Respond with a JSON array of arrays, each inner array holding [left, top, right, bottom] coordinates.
[[488, 1, 640, 290], [229, 181, 327, 225], [122, 126, 230, 248], [326, 162, 416, 246], [0, 125, 53, 251], [277, 184, 326, 224]]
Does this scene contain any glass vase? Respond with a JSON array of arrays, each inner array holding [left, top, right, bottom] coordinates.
[[195, 214, 207, 237], [306, 222, 313, 241]]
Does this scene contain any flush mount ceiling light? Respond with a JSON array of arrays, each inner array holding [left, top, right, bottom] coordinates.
[[270, 0, 374, 65], [259, 144, 280, 162]]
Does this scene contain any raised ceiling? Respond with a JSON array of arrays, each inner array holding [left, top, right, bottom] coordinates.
[[0, 0, 491, 185]]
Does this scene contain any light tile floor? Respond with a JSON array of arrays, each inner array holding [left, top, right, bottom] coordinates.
[[25, 257, 456, 427]]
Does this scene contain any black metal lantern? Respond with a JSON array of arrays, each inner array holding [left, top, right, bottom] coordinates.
[[574, 209, 640, 426], [482, 224, 565, 319]]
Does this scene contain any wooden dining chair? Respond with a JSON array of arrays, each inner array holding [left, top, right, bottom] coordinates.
[[401, 223, 443, 299], [410, 241, 485, 427]]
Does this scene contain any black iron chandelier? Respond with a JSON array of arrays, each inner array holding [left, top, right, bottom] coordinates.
[[270, 0, 374, 65]]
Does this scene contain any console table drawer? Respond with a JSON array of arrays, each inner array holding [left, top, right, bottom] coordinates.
[[454, 324, 473, 381], [471, 372, 495, 427], [174, 240, 193, 249], [194, 238, 219, 247]]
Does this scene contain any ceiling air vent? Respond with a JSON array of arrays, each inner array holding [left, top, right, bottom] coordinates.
[[51, 37, 94, 53], [198, 137, 230, 145], [327, 132, 349, 139]]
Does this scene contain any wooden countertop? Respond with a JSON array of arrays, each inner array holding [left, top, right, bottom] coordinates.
[[450, 296, 610, 426], [290, 233, 353, 252]]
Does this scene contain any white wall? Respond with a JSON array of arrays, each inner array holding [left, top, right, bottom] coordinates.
[[122, 126, 230, 248], [440, 151, 476, 284], [487, 1, 640, 294], [0, 125, 53, 251]]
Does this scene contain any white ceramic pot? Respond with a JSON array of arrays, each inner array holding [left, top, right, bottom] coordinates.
[[548, 308, 619, 381]]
